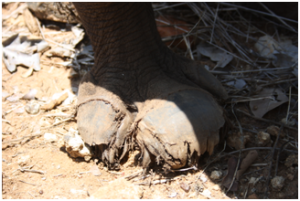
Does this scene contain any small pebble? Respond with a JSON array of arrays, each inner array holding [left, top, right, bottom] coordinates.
[[17, 155, 31, 166], [22, 89, 37, 100], [180, 182, 190, 192], [257, 131, 270, 146], [201, 189, 211, 198], [210, 170, 222, 180], [200, 174, 207, 183], [6, 94, 21, 102], [287, 167, 295, 174], [39, 117, 51, 127], [267, 125, 284, 137], [15, 106, 25, 114], [168, 192, 177, 198], [25, 102, 40, 115], [39, 190, 43, 194], [271, 176, 285, 190], [44, 133, 57, 142], [70, 189, 86, 195], [42, 177, 46, 180], [212, 185, 220, 191], [188, 192, 197, 198], [57, 165, 61, 169], [2, 91, 10, 101], [287, 174, 294, 181], [280, 118, 295, 126], [284, 155, 298, 168]]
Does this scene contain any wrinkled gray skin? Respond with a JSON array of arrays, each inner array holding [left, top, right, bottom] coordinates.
[[73, 3, 228, 171]]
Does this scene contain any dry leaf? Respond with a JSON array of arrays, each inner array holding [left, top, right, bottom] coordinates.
[[236, 150, 258, 180], [197, 43, 233, 68], [21, 65, 34, 78], [250, 88, 289, 118], [22, 89, 37, 100], [41, 91, 68, 110], [23, 8, 39, 34]]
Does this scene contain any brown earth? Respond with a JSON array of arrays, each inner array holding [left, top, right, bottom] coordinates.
[[2, 2, 298, 199]]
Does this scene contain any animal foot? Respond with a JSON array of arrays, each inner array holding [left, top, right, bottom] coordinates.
[[133, 78, 224, 170], [77, 72, 133, 169]]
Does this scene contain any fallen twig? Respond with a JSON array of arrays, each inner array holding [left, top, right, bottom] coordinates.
[[40, 117, 75, 129], [225, 103, 243, 193], [18, 166, 45, 175], [250, 163, 268, 167], [197, 141, 226, 179], [153, 2, 187, 11], [258, 2, 297, 33], [260, 78, 298, 87], [211, 67, 293, 75], [4, 105, 24, 116], [173, 165, 198, 172], [6, 134, 42, 143], [136, 178, 175, 186], [3, 3, 28, 20], [236, 109, 297, 131], [124, 170, 143, 180], [2, 119, 11, 124], [36, 16, 75, 52], [44, 113, 74, 118], [285, 86, 292, 123], [19, 180, 36, 186], [264, 126, 283, 199], [219, 2, 297, 23], [226, 151, 241, 194], [197, 146, 296, 181]]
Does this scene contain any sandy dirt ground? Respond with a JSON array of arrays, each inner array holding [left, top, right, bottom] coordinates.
[[2, 2, 298, 199]]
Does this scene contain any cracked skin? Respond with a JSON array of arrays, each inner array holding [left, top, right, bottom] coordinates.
[[73, 3, 228, 171]]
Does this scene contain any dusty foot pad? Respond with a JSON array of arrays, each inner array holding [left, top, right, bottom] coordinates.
[[136, 89, 224, 170], [77, 100, 132, 169]]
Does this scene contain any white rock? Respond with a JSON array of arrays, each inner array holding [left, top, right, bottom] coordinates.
[[22, 89, 37, 100], [70, 189, 87, 195], [18, 155, 31, 166], [39, 117, 51, 127], [44, 133, 57, 142], [212, 185, 221, 191], [188, 192, 197, 198], [281, 118, 296, 126], [200, 189, 211, 198], [200, 174, 208, 183], [210, 170, 222, 180], [257, 131, 270, 146], [2, 91, 10, 101], [271, 176, 285, 190], [69, 128, 78, 137], [63, 130, 92, 161], [15, 106, 25, 114], [25, 101, 40, 115], [169, 192, 177, 198], [61, 89, 76, 106]]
